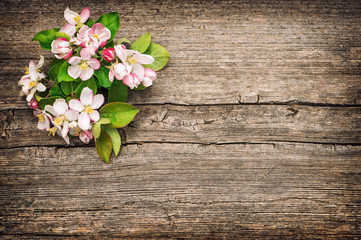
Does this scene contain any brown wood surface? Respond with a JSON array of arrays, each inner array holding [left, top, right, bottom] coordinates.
[[1, 0, 361, 239]]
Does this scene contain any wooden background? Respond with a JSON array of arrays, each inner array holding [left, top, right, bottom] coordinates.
[[1, 0, 361, 238]]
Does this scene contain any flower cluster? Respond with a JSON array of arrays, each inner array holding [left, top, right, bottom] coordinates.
[[20, 7, 170, 163]]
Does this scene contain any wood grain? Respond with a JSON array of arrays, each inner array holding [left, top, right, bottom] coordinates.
[[1, 105, 360, 148], [1, 0, 361, 239], [1, 143, 360, 238]]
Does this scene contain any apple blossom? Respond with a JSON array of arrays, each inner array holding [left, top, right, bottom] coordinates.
[[109, 63, 128, 82], [28, 99, 39, 109], [61, 7, 90, 37], [75, 23, 111, 49], [51, 38, 73, 59], [45, 99, 79, 138], [122, 73, 141, 89], [33, 109, 52, 131], [18, 56, 46, 102], [69, 87, 104, 131], [142, 68, 157, 87], [114, 44, 154, 74], [102, 48, 115, 62], [67, 47, 100, 81]]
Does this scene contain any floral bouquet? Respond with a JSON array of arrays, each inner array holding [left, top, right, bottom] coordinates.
[[19, 7, 170, 163]]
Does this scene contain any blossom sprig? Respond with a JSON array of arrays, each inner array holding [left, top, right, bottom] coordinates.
[[20, 7, 170, 163]]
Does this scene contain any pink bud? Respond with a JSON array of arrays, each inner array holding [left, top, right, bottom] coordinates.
[[102, 48, 115, 62], [79, 130, 94, 144], [29, 99, 39, 109], [142, 68, 157, 87], [123, 73, 141, 89]]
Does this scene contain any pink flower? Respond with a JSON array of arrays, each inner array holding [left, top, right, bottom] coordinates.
[[51, 38, 73, 59], [109, 63, 128, 82], [75, 23, 111, 49], [61, 7, 90, 37], [69, 87, 104, 131], [142, 68, 157, 87], [103, 48, 115, 62], [44, 99, 79, 139], [122, 73, 141, 89], [28, 99, 39, 109], [67, 47, 100, 81], [18, 56, 46, 102], [79, 130, 94, 144]]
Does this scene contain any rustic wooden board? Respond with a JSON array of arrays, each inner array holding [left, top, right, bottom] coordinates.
[[1, 143, 360, 238], [1, 0, 361, 239], [1, 0, 361, 108], [1, 105, 360, 148]]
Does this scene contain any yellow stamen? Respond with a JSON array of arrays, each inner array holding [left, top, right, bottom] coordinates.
[[29, 81, 37, 88], [54, 116, 64, 126], [80, 62, 88, 70], [74, 15, 82, 25], [85, 106, 94, 114], [37, 113, 45, 122], [92, 34, 99, 40], [48, 127, 57, 136], [128, 57, 137, 65], [25, 66, 29, 74]]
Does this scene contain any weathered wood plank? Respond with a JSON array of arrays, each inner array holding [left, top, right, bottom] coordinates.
[[1, 105, 360, 148], [0, 143, 360, 238], [1, 0, 361, 109]]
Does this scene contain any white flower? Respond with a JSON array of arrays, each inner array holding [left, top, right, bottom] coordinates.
[[45, 99, 79, 139], [18, 56, 46, 102], [67, 47, 100, 81], [69, 87, 104, 131], [33, 109, 52, 131], [61, 7, 90, 37]]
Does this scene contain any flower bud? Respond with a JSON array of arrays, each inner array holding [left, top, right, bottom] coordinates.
[[142, 68, 157, 87], [51, 38, 73, 59], [28, 99, 39, 109], [123, 73, 141, 89], [102, 48, 115, 62], [79, 130, 94, 144]]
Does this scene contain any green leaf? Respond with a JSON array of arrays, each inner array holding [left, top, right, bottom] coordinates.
[[85, 18, 94, 27], [39, 97, 61, 109], [35, 94, 43, 101], [48, 59, 65, 81], [95, 12, 120, 43], [99, 102, 139, 128], [92, 118, 111, 139], [143, 42, 170, 71], [103, 126, 121, 157], [60, 81, 81, 96], [134, 83, 147, 90], [49, 58, 64, 69], [108, 81, 128, 103], [94, 66, 112, 88], [49, 84, 65, 97], [75, 77, 97, 98], [117, 37, 131, 45], [95, 129, 112, 163], [32, 28, 60, 50], [105, 41, 114, 48], [130, 33, 151, 53], [54, 32, 70, 41], [58, 61, 76, 82]]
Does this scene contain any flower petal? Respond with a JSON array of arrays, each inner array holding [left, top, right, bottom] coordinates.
[[79, 67, 94, 81], [62, 121, 69, 138], [68, 65, 81, 79], [60, 23, 76, 37], [45, 105, 58, 116], [80, 87, 94, 106], [37, 83, 46, 92], [29, 61, 37, 81], [68, 56, 81, 65], [91, 94, 104, 109], [26, 88, 36, 102], [53, 98, 68, 115], [37, 56, 45, 69], [135, 53, 154, 64], [80, 7, 90, 23], [65, 109, 79, 121], [69, 99, 84, 112], [64, 7, 77, 24], [89, 111, 100, 122], [78, 112, 90, 130], [132, 63, 145, 81], [109, 68, 114, 82], [88, 58, 100, 70]]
